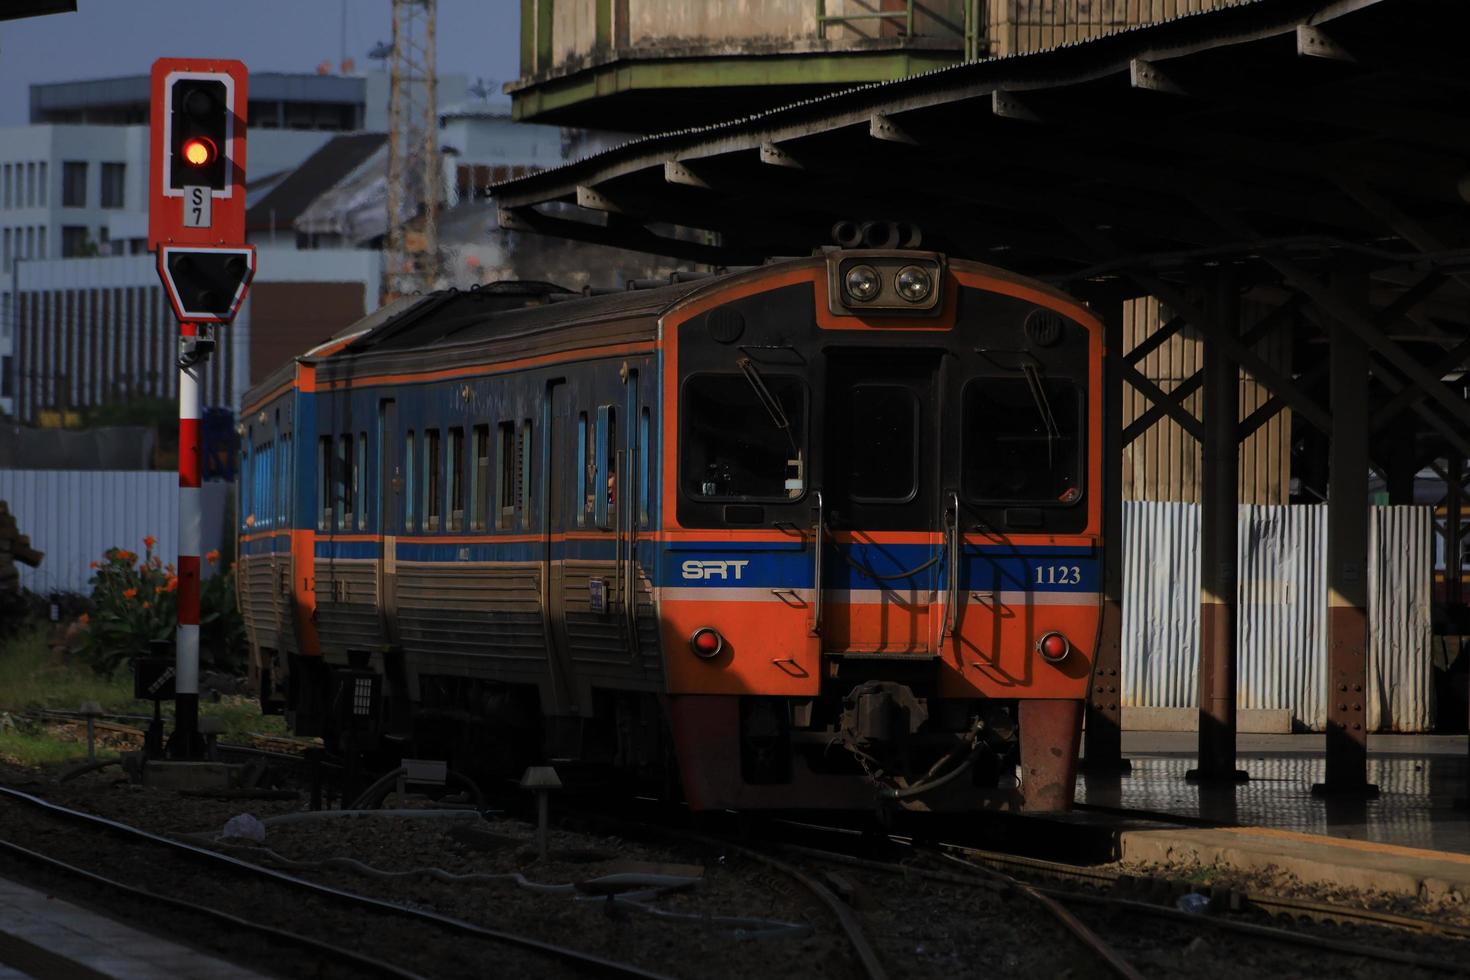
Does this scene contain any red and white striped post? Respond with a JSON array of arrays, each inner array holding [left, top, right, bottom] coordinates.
[[171, 319, 204, 756]]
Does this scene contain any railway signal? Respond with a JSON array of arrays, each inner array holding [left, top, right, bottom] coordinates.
[[148, 58, 253, 759]]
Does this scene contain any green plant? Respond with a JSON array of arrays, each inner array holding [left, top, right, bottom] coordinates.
[[72, 538, 245, 677]]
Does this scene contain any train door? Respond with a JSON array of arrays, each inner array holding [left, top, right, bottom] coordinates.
[[821, 349, 943, 655], [378, 398, 401, 646], [542, 380, 581, 735]]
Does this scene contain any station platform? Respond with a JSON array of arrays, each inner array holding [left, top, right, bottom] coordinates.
[[0, 876, 266, 980], [1074, 733, 1470, 899]]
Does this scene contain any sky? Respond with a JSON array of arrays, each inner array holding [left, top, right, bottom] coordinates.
[[0, 0, 520, 125]]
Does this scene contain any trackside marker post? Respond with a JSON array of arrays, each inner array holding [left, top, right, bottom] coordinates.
[[148, 58, 252, 759]]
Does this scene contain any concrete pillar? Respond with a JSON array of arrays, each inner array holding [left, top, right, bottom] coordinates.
[[1315, 263, 1378, 797], [1083, 293, 1128, 773], [1191, 267, 1246, 784]]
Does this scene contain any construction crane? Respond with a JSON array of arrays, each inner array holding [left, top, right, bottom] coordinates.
[[383, 0, 441, 302]]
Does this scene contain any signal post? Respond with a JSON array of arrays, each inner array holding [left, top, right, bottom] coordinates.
[[148, 58, 255, 758]]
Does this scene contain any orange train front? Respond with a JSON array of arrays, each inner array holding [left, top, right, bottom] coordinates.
[[236, 252, 1103, 812]]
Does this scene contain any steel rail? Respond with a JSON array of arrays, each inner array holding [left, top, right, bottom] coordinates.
[[781, 839, 1470, 975], [0, 786, 673, 980], [937, 851, 1144, 979], [939, 840, 1470, 941], [0, 836, 428, 980], [680, 830, 889, 980]]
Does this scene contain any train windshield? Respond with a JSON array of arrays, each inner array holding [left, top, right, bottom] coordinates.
[[682, 373, 806, 500], [962, 378, 1083, 504]]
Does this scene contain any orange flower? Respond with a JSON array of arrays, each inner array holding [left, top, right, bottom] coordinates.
[[118, 550, 137, 564], [143, 535, 157, 550], [165, 576, 179, 593], [122, 588, 137, 599], [205, 549, 221, 564], [166, 563, 175, 575], [89, 561, 99, 569], [78, 613, 89, 625], [141, 601, 151, 610]]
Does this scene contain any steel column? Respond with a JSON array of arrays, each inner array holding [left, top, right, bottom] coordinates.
[[1314, 264, 1378, 798], [168, 320, 203, 758], [1191, 268, 1246, 784], [1083, 293, 1128, 773]]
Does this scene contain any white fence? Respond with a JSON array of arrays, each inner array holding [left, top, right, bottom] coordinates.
[[0, 471, 230, 596], [1122, 503, 1434, 731]]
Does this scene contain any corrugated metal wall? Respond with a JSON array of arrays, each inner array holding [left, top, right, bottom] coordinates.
[[1120, 296, 1293, 505], [1368, 507, 1434, 732], [0, 471, 229, 595], [1121, 502, 1435, 731]]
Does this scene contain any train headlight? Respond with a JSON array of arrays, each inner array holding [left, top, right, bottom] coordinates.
[[844, 264, 881, 302], [895, 265, 933, 303], [1036, 631, 1071, 664], [690, 627, 725, 660]]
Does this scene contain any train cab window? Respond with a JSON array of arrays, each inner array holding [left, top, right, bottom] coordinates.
[[357, 433, 367, 530], [471, 425, 489, 531], [424, 429, 441, 531], [404, 431, 416, 531], [842, 384, 918, 503], [448, 426, 465, 531], [495, 422, 514, 529], [317, 436, 332, 530], [962, 378, 1083, 505], [681, 373, 805, 501], [338, 434, 354, 530]]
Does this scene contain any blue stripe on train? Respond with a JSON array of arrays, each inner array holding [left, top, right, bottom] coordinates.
[[305, 537, 1099, 593]]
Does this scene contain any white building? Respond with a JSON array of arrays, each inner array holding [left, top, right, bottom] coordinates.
[[0, 73, 373, 418]]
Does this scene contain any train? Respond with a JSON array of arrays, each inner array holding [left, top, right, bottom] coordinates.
[[236, 248, 1103, 813]]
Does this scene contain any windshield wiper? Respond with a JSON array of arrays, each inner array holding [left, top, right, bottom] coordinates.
[[737, 356, 800, 457], [1021, 361, 1061, 466]]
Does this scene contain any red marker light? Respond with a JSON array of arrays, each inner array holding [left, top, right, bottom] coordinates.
[[182, 137, 216, 167], [690, 627, 724, 659], [1037, 631, 1071, 664]]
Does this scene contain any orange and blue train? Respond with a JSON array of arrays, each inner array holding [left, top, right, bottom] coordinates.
[[237, 249, 1103, 812]]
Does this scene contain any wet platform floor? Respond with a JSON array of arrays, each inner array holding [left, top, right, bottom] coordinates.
[[1077, 733, 1470, 856]]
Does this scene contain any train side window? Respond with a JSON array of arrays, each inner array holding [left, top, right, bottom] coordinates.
[[496, 421, 514, 529], [357, 432, 367, 530], [279, 434, 291, 528], [518, 420, 532, 529], [595, 405, 616, 530], [424, 429, 441, 531], [961, 378, 1083, 505], [681, 373, 806, 501], [317, 436, 332, 530], [448, 426, 465, 532], [404, 430, 416, 531], [338, 434, 354, 530], [576, 412, 590, 528], [471, 425, 489, 531], [639, 408, 651, 527], [240, 434, 251, 531]]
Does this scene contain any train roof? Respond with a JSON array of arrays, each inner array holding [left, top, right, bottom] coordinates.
[[313, 272, 731, 384]]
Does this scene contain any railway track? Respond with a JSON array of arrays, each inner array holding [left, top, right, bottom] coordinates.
[[767, 824, 1470, 977], [0, 786, 673, 980]]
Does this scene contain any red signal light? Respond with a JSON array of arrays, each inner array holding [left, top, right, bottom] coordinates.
[[690, 627, 724, 660], [182, 137, 216, 167], [1037, 631, 1071, 664]]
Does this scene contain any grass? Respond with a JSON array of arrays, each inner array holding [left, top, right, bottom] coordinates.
[[0, 625, 288, 767]]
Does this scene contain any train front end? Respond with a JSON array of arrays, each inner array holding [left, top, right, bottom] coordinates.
[[658, 250, 1102, 812]]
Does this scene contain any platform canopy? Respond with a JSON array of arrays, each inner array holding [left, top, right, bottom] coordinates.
[[492, 0, 1470, 289]]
